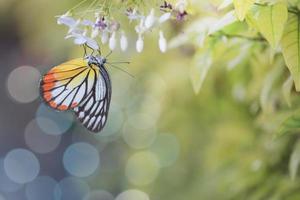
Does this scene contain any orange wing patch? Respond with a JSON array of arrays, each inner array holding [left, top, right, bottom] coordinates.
[[40, 58, 99, 111]]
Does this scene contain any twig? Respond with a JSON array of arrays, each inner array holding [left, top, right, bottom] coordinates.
[[211, 31, 266, 42]]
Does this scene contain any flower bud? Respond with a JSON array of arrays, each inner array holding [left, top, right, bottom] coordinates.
[[136, 35, 144, 53], [145, 9, 156, 29], [159, 12, 171, 24], [120, 32, 128, 51], [159, 31, 167, 53], [101, 31, 109, 44], [109, 32, 117, 50]]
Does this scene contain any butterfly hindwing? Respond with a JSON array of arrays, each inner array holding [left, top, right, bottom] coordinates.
[[73, 64, 111, 133], [40, 58, 99, 111]]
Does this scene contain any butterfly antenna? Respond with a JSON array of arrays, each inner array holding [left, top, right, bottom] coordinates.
[[107, 63, 135, 78], [105, 50, 113, 58], [108, 61, 130, 64]]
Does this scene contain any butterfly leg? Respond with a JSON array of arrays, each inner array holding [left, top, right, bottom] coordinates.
[[83, 45, 87, 58]]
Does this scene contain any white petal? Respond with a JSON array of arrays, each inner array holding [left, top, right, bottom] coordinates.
[[145, 9, 156, 29], [57, 16, 76, 26], [208, 10, 237, 35], [74, 37, 87, 45], [120, 32, 128, 51], [81, 19, 94, 27], [109, 32, 117, 50], [87, 38, 99, 50], [101, 31, 109, 44], [136, 36, 144, 53], [175, 0, 188, 13], [159, 31, 167, 53], [67, 19, 81, 33], [159, 13, 171, 24]]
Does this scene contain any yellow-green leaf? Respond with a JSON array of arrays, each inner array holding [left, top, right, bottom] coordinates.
[[233, 0, 255, 21], [190, 52, 212, 94], [282, 75, 294, 107], [290, 139, 300, 180], [281, 13, 300, 91], [255, 3, 288, 49], [277, 112, 300, 137]]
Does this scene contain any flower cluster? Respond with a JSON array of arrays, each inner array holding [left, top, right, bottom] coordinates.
[[56, 0, 188, 53]]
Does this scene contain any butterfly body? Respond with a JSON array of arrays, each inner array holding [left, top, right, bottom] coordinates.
[[40, 55, 111, 133]]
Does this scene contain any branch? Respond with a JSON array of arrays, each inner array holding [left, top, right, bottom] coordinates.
[[211, 31, 266, 42]]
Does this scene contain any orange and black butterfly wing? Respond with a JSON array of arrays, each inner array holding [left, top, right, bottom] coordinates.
[[73, 64, 111, 133], [40, 58, 99, 111]]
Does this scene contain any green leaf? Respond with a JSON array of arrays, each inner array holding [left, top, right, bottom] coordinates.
[[277, 112, 300, 137], [190, 51, 212, 94], [233, 0, 255, 21], [255, 3, 288, 49], [281, 13, 300, 91], [282, 75, 294, 107], [260, 62, 283, 113], [289, 139, 300, 180]]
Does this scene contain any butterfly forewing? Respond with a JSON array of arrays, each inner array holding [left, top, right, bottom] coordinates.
[[40, 58, 99, 111], [73, 64, 111, 133]]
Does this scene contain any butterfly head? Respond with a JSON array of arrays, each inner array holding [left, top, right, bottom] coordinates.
[[86, 55, 107, 67]]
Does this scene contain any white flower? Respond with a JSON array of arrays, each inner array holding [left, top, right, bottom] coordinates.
[[145, 9, 156, 29], [136, 35, 144, 53], [159, 31, 167, 53], [56, 12, 75, 26], [65, 32, 99, 50], [101, 31, 109, 44], [81, 19, 94, 27], [109, 32, 117, 50], [126, 8, 143, 22], [67, 19, 81, 34], [159, 12, 171, 24], [120, 31, 128, 51], [175, 0, 188, 13]]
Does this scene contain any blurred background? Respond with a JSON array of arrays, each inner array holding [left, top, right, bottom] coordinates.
[[1, 0, 300, 200]]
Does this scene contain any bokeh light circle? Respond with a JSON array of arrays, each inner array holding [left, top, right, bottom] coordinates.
[[83, 190, 114, 200], [115, 189, 150, 200], [125, 151, 160, 186], [36, 104, 73, 135], [101, 142, 128, 172], [95, 103, 124, 139], [4, 149, 40, 184], [6, 66, 40, 103], [0, 159, 23, 192], [25, 119, 61, 154], [25, 176, 57, 200], [63, 143, 100, 177], [127, 112, 157, 130], [149, 133, 180, 167], [122, 122, 156, 149], [55, 177, 90, 200]]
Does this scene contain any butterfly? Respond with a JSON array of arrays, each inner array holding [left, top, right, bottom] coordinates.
[[40, 54, 112, 133]]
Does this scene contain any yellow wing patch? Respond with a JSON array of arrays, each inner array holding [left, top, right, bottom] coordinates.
[[40, 58, 99, 111]]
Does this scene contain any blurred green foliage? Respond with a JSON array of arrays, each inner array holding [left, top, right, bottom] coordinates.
[[3, 0, 300, 199]]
